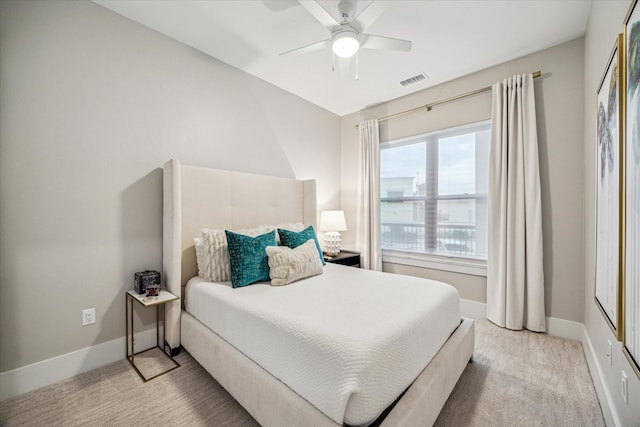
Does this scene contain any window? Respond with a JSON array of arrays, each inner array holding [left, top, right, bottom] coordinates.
[[380, 121, 490, 274]]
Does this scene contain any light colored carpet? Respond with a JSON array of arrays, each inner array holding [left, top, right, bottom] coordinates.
[[0, 319, 603, 426], [434, 319, 604, 427]]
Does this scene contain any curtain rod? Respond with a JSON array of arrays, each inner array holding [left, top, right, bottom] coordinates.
[[355, 71, 542, 128]]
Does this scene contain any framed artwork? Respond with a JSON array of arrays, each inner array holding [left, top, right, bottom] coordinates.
[[595, 34, 623, 339], [624, 0, 640, 376]]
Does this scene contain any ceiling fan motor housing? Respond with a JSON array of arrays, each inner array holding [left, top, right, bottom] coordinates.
[[338, 1, 355, 23]]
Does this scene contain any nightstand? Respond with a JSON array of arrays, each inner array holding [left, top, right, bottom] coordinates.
[[324, 250, 361, 268], [125, 290, 180, 382]]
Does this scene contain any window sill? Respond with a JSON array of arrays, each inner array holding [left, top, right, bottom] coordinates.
[[382, 249, 487, 277]]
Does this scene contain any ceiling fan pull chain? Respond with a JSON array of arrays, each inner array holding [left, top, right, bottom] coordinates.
[[355, 51, 359, 80]]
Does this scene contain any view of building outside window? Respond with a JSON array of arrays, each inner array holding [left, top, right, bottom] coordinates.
[[380, 122, 490, 259]]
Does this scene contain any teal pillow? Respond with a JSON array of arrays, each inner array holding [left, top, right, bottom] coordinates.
[[225, 230, 277, 288], [278, 226, 325, 266]]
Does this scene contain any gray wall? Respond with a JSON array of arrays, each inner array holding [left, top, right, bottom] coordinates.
[[341, 38, 586, 322], [0, 0, 341, 372], [583, 1, 640, 425]]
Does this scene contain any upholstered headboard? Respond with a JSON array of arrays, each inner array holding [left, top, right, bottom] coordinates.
[[162, 159, 317, 351]]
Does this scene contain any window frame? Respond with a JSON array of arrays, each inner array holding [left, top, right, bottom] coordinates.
[[379, 120, 490, 276]]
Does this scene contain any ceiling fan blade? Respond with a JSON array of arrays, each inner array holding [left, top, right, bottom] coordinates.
[[280, 39, 330, 56], [297, 0, 339, 29], [354, 0, 386, 31], [361, 34, 412, 52]]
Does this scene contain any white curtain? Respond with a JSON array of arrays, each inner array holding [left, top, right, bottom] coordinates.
[[487, 74, 545, 332], [357, 119, 382, 271]]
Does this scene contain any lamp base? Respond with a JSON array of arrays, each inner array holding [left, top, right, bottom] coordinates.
[[323, 231, 342, 257]]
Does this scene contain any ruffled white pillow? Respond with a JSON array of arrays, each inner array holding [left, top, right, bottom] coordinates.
[[274, 222, 305, 232], [196, 225, 274, 282], [193, 237, 206, 279], [266, 239, 323, 286]]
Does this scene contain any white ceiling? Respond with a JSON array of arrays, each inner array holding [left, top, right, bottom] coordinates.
[[93, 0, 592, 116]]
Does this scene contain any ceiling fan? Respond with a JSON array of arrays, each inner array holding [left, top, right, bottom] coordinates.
[[281, 0, 412, 65]]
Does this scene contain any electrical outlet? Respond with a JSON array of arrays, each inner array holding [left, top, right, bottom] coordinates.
[[607, 340, 612, 366], [82, 308, 96, 326], [621, 370, 628, 404]]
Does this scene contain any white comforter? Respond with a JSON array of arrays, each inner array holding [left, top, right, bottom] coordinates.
[[185, 263, 460, 426]]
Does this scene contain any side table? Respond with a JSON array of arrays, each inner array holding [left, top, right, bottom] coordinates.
[[324, 250, 361, 268], [125, 290, 180, 381]]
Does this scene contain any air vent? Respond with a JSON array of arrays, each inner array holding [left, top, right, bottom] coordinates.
[[400, 73, 428, 87]]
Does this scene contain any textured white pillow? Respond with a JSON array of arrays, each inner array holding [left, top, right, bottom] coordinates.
[[198, 226, 274, 282], [266, 239, 323, 286], [193, 237, 206, 279], [275, 222, 305, 232]]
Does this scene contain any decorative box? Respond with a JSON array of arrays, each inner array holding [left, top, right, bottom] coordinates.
[[145, 282, 161, 297], [134, 270, 161, 295]]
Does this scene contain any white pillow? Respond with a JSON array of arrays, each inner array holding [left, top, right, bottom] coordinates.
[[193, 237, 206, 279], [275, 222, 305, 232], [265, 239, 323, 286], [197, 225, 273, 282]]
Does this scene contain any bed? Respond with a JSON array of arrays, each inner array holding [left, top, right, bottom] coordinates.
[[162, 159, 474, 427]]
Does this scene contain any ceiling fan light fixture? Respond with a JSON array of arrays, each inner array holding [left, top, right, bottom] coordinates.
[[332, 31, 360, 58]]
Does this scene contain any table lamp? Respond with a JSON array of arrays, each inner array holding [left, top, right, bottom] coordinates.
[[319, 210, 347, 257]]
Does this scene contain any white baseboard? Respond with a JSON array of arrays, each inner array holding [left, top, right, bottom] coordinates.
[[581, 324, 618, 427], [0, 327, 161, 401], [460, 299, 583, 341], [460, 298, 487, 319], [546, 316, 584, 341]]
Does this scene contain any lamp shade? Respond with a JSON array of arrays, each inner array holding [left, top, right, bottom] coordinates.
[[319, 210, 347, 232]]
